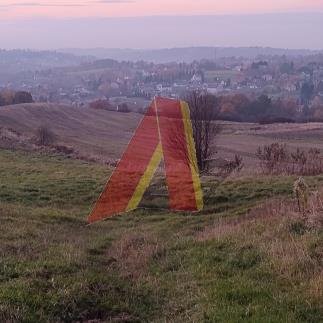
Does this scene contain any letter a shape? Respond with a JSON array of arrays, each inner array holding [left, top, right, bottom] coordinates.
[[88, 97, 203, 223]]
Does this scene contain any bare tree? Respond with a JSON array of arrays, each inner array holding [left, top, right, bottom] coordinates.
[[166, 91, 243, 179], [184, 91, 221, 172], [164, 91, 243, 206], [35, 126, 56, 146]]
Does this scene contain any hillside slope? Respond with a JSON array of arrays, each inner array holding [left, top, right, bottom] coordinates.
[[3, 103, 323, 172], [61, 46, 322, 63], [0, 103, 141, 161], [0, 149, 322, 321]]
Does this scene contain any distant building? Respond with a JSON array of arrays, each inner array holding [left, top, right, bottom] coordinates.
[[190, 73, 203, 84], [263, 74, 273, 81]]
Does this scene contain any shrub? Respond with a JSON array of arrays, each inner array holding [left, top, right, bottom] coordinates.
[[89, 99, 113, 110], [13, 91, 33, 104], [52, 145, 74, 155], [117, 103, 130, 113], [258, 116, 295, 125], [0, 90, 33, 106], [34, 126, 56, 146], [293, 177, 309, 216], [0, 89, 15, 106], [216, 155, 244, 177], [256, 143, 289, 175], [256, 143, 323, 176]]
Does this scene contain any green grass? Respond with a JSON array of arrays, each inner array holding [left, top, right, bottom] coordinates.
[[0, 149, 322, 322]]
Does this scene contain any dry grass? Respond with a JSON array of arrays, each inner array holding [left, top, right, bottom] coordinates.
[[307, 270, 323, 303], [107, 232, 164, 280], [196, 198, 296, 242], [3, 104, 323, 173], [196, 192, 323, 311], [0, 103, 141, 160], [218, 121, 323, 174], [0, 148, 322, 321], [198, 189, 323, 241]]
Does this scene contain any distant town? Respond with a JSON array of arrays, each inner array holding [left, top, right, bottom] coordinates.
[[1, 48, 323, 121]]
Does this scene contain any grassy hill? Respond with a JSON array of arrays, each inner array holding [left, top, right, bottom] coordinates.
[[0, 103, 322, 321], [3, 103, 323, 172], [0, 103, 141, 161], [0, 149, 322, 322]]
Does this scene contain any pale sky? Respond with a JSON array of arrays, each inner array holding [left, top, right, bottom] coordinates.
[[0, 0, 323, 19], [0, 1, 322, 50]]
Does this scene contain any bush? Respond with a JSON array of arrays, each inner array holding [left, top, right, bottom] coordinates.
[[89, 99, 113, 110], [13, 91, 33, 104], [258, 116, 295, 125], [0, 90, 33, 106], [216, 155, 244, 177], [34, 126, 56, 146], [117, 103, 130, 113], [256, 143, 289, 175], [257, 143, 323, 175]]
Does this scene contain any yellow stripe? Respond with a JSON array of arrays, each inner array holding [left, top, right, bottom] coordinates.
[[126, 143, 163, 211], [180, 101, 204, 211]]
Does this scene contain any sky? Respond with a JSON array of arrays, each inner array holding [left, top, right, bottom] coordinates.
[[0, 1, 322, 50], [0, 0, 323, 19]]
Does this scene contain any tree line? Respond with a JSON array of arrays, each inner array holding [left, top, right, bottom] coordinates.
[[182, 90, 323, 174], [0, 90, 33, 106], [197, 92, 323, 123]]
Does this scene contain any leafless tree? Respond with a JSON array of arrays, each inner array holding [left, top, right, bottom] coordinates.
[[163, 91, 243, 206], [184, 90, 221, 173], [35, 126, 56, 146], [166, 91, 244, 180]]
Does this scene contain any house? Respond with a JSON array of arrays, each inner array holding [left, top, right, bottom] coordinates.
[[284, 83, 297, 93], [190, 73, 203, 84], [263, 74, 273, 82], [156, 84, 163, 92]]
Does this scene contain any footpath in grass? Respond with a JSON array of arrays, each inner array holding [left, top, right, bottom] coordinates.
[[0, 149, 322, 322]]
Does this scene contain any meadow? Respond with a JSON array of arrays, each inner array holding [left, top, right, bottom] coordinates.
[[3, 103, 323, 172], [0, 148, 322, 322]]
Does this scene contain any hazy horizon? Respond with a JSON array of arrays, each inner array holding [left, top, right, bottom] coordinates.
[[1, 13, 323, 51]]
